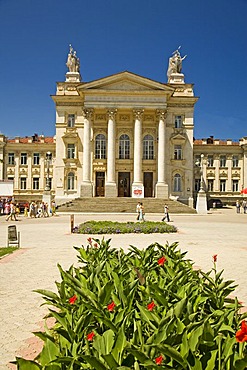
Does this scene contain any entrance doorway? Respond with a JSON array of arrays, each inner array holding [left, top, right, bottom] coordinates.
[[144, 172, 153, 197], [118, 172, 130, 197], [95, 172, 105, 197]]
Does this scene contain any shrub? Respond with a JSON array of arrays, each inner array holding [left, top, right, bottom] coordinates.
[[13, 239, 247, 369], [77, 221, 177, 234]]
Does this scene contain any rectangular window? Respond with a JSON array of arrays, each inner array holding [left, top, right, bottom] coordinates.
[[220, 155, 226, 167], [207, 155, 214, 167], [232, 155, 239, 168], [33, 153, 40, 165], [207, 179, 214, 192], [194, 155, 201, 166], [21, 153, 27, 165], [194, 179, 201, 192], [20, 178, 27, 190], [8, 153, 15, 165], [174, 145, 182, 160], [67, 144, 75, 159], [220, 180, 226, 192], [33, 177, 39, 190], [232, 180, 239, 192], [174, 115, 182, 128], [68, 114, 75, 127]]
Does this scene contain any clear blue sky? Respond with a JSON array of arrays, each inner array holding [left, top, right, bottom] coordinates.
[[0, 0, 246, 140]]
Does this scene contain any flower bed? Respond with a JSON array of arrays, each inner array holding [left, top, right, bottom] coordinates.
[[75, 220, 177, 234], [14, 239, 247, 369]]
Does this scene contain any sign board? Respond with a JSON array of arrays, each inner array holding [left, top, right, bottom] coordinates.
[[132, 185, 144, 198], [0, 181, 14, 197]]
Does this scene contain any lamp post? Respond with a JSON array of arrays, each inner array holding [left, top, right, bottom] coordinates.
[[196, 153, 208, 214], [45, 151, 52, 191], [43, 152, 52, 210]]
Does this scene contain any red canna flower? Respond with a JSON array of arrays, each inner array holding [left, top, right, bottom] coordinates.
[[213, 254, 217, 262], [147, 301, 156, 311], [94, 243, 98, 248], [69, 294, 77, 305], [236, 320, 247, 342], [87, 237, 92, 244], [158, 256, 167, 265], [87, 331, 95, 341], [107, 301, 116, 312], [155, 355, 163, 365]]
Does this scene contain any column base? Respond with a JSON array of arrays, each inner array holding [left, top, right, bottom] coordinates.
[[80, 182, 93, 197], [105, 183, 117, 197], [196, 190, 208, 214], [155, 183, 169, 199], [132, 183, 144, 198]]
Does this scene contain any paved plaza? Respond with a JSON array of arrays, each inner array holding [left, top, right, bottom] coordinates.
[[0, 207, 247, 369]]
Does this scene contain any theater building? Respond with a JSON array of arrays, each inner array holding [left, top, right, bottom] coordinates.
[[0, 47, 246, 207]]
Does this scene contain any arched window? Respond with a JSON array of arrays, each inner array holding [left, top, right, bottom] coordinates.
[[67, 172, 75, 190], [143, 134, 154, 160], [174, 173, 182, 192], [119, 134, 130, 159], [95, 134, 106, 159]]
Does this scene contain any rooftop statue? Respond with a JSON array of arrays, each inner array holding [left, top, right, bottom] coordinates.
[[167, 46, 187, 79], [66, 44, 80, 73]]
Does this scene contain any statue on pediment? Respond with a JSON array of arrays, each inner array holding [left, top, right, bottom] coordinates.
[[167, 46, 187, 79], [66, 44, 80, 73]]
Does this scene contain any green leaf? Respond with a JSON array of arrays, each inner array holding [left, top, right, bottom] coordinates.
[[99, 281, 114, 305], [156, 344, 186, 367], [34, 289, 60, 301], [112, 325, 127, 363], [102, 354, 119, 369], [174, 297, 187, 318], [188, 323, 205, 352], [136, 302, 157, 330], [13, 358, 41, 369], [38, 337, 59, 366], [82, 355, 108, 370], [205, 350, 217, 370], [103, 329, 115, 354]]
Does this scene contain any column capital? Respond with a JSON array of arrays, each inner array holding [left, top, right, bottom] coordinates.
[[107, 109, 117, 120], [156, 109, 167, 121], [82, 108, 94, 120], [133, 109, 144, 120]]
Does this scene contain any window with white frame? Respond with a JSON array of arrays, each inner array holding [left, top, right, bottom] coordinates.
[[143, 135, 154, 160], [8, 153, 15, 165], [220, 155, 226, 167], [119, 134, 130, 159], [232, 180, 239, 192], [174, 145, 182, 160], [207, 179, 214, 192], [232, 155, 239, 168], [20, 177, 27, 190], [67, 144, 75, 159], [68, 114, 75, 127], [33, 153, 40, 165], [220, 180, 226, 192], [67, 172, 75, 190], [174, 115, 182, 128], [21, 153, 27, 165], [174, 173, 182, 192], [95, 134, 106, 159], [207, 155, 214, 167], [33, 177, 39, 190]]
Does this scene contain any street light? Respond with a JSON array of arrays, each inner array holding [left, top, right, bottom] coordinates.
[[195, 153, 207, 214], [45, 152, 52, 192]]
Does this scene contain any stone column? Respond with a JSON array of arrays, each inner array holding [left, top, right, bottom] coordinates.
[[14, 152, 19, 190], [105, 109, 117, 197], [27, 153, 32, 190], [81, 108, 93, 197], [155, 110, 169, 198], [132, 109, 144, 197]]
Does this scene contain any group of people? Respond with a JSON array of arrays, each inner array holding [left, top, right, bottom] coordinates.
[[136, 202, 170, 222], [236, 199, 247, 214], [0, 198, 57, 220]]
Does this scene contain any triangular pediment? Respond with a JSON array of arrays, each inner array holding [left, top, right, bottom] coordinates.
[[78, 71, 174, 94], [171, 133, 187, 143]]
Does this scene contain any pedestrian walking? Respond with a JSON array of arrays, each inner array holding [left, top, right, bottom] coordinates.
[[136, 202, 141, 220], [162, 204, 170, 222], [139, 202, 145, 221], [236, 200, 241, 213], [242, 199, 247, 214], [6, 201, 17, 221]]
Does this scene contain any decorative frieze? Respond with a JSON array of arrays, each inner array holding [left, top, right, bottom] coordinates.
[[119, 114, 130, 122], [95, 114, 107, 121]]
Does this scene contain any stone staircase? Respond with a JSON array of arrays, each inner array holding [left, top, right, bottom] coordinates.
[[57, 197, 196, 214]]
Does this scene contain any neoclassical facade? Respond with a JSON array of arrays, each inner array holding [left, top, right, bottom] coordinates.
[[0, 47, 246, 207]]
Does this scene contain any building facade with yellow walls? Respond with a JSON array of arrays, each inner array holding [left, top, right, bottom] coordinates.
[[0, 47, 246, 207]]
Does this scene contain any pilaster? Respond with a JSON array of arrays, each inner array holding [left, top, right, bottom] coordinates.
[[155, 109, 169, 198], [132, 109, 144, 198], [105, 109, 117, 197], [81, 108, 93, 197]]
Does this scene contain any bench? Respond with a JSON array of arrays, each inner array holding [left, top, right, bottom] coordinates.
[[7, 225, 20, 248]]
